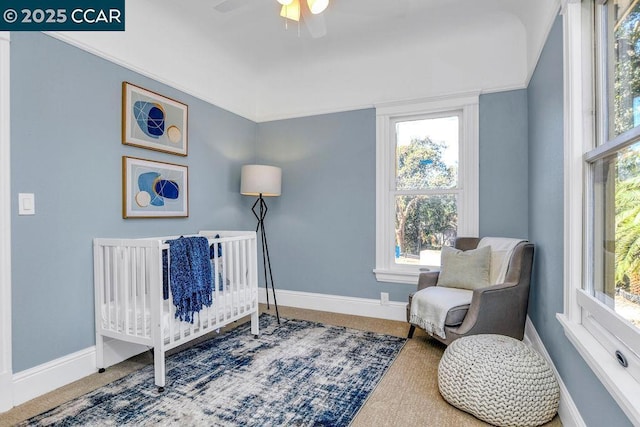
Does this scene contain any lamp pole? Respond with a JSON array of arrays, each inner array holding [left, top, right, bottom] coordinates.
[[252, 193, 280, 324]]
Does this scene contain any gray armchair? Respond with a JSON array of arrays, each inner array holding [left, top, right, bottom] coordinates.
[[406, 237, 534, 345]]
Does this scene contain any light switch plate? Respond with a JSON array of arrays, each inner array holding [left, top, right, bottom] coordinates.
[[18, 193, 35, 215]]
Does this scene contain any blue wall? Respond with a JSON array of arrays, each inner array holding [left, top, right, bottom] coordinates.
[[255, 98, 529, 303], [255, 110, 406, 300], [527, 17, 631, 426], [10, 32, 257, 372], [479, 90, 529, 238]]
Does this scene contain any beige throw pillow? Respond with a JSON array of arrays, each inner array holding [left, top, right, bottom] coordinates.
[[437, 245, 491, 290]]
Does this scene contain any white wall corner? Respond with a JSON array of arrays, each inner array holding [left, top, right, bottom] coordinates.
[[524, 316, 586, 427], [0, 372, 12, 413], [0, 31, 12, 413]]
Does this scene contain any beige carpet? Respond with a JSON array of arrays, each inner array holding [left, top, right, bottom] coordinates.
[[0, 305, 562, 426]]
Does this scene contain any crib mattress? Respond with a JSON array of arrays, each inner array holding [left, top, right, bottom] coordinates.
[[100, 290, 257, 339]]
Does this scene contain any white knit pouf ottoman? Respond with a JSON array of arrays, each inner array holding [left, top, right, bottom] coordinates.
[[438, 334, 559, 427]]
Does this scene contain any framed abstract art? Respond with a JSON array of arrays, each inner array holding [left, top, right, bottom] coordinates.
[[122, 82, 188, 156], [122, 156, 188, 218]]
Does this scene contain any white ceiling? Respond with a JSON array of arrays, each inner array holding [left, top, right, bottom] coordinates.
[[52, 0, 560, 122], [200, 0, 555, 69]]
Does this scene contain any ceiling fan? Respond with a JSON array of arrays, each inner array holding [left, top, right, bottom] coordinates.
[[214, 0, 329, 38]]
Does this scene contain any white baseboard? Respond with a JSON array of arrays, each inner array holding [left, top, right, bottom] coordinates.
[[12, 347, 96, 406], [10, 339, 148, 409], [524, 316, 586, 427], [258, 287, 407, 322]]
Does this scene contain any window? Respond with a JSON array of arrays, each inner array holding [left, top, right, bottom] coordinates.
[[559, 1, 640, 422], [374, 96, 479, 283], [587, 0, 640, 383]]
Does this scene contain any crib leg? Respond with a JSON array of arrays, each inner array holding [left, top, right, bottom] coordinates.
[[250, 309, 259, 338], [154, 347, 166, 391], [95, 333, 105, 373]]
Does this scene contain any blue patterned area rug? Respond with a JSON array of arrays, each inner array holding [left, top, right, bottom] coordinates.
[[22, 314, 406, 426]]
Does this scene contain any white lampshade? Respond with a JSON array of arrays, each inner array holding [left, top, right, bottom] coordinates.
[[241, 165, 282, 197], [307, 0, 328, 14], [277, 0, 294, 5]]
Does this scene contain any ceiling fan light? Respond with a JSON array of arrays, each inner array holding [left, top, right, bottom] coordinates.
[[307, 0, 328, 14], [280, 0, 300, 21], [277, 0, 293, 5]]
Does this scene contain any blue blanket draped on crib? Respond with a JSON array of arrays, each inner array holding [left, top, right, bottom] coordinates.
[[163, 236, 213, 323]]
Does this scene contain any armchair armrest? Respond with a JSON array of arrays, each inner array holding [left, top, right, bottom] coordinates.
[[449, 280, 528, 340], [417, 270, 440, 291]]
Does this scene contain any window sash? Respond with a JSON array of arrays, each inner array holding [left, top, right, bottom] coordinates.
[[391, 112, 462, 192], [585, 0, 640, 330], [581, 0, 640, 390], [391, 109, 463, 269]]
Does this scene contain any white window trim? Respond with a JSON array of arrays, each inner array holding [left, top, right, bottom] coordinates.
[[0, 31, 12, 413], [557, 1, 640, 423], [373, 93, 479, 284]]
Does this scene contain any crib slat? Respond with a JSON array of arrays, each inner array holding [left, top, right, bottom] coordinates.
[[167, 248, 175, 346], [106, 247, 113, 331], [112, 247, 118, 327], [144, 247, 150, 336], [246, 239, 250, 312], [206, 241, 213, 329], [223, 241, 229, 322], [123, 246, 131, 336], [130, 248, 136, 336], [137, 247, 144, 337], [214, 241, 220, 325], [113, 248, 124, 332], [251, 235, 258, 312], [132, 247, 140, 337], [114, 247, 119, 332], [241, 239, 247, 314]]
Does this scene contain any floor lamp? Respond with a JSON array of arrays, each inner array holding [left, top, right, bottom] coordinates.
[[241, 164, 281, 324]]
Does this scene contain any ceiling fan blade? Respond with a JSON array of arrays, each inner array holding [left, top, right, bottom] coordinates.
[[213, 0, 253, 13], [301, 0, 327, 38]]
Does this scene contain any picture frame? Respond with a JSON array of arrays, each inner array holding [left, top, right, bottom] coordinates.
[[122, 156, 188, 218], [122, 82, 188, 156]]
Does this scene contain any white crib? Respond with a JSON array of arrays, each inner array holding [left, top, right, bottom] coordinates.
[[93, 230, 259, 392]]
